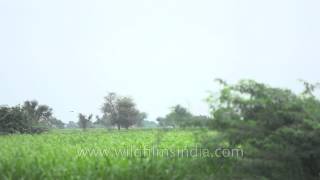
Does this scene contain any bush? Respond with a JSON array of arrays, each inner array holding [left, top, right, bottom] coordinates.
[[0, 106, 48, 134], [206, 79, 320, 179]]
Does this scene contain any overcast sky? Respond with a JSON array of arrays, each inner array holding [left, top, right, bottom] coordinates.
[[0, 0, 319, 122]]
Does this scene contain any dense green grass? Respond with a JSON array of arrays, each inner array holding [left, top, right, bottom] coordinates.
[[0, 129, 218, 180]]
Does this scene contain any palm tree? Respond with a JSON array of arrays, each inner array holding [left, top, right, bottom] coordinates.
[[23, 100, 52, 125]]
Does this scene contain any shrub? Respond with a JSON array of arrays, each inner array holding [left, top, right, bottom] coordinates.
[[0, 106, 48, 134], [206, 79, 320, 179]]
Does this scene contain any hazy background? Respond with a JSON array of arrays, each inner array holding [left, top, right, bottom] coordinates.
[[0, 0, 319, 122]]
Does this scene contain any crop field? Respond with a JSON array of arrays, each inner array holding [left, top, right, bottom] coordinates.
[[0, 129, 216, 180]]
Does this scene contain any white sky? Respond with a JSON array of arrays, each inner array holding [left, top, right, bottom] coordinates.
[[0, 0, 319, 122]]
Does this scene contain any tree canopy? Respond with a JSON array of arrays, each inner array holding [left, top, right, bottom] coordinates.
[[157, 105, 210, 128], [78, 113, 93, 131], [206, 79, 320, 179], [0, 100, 59, 134], [101, 93, 147, 130]]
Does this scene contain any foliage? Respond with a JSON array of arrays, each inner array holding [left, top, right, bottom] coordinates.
[[0, 106, 29, 134], [66, 121, 78, 128], [141, 120, 158, 128], [206, 79, 320, 179], [101, 93, 147, 130], [47, 117, 65, 128], [0, 129, 218, 180], [93, 115, 112, 128], [157, 105, 192, 128], [23, 100, 53, 125], [78, 113, 93, 131], [0, 101, 54, 134], [157, 105, 210, 128], [134, 112, 147, 127]]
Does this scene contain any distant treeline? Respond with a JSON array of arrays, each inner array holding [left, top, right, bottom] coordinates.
[[0, 92, 210, 133]]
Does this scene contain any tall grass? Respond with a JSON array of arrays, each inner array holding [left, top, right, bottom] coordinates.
[[0, 129, 219, 180]]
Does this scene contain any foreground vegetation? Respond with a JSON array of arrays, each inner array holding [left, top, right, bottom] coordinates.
[[206, 79, 320, 179], [0, 129, 222, 180], [1, 79, 320, 179]]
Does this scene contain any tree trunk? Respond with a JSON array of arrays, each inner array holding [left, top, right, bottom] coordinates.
[[117, 124, 120, 130]]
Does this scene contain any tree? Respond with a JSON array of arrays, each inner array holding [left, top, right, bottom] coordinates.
[[0, 100, 56, 134], [188, 115, 210, 127], [23, 100, 52, 125], [0, 106, 29, 134], [101, 93, 146, 130], [47, 117, 65, 128], [156, 105, 194, 128], [206, 79, 320, 179], [156, 117, 167, 127], [66, 121, 78, 128], [135, 112, 147, 127], [78, 113, 93, 131], [0, 100, 61, 133], [141, 120, 158, 128], [93, 115, 112, 128], [101, 93, 119, 129], [169, 105, 193, 127]]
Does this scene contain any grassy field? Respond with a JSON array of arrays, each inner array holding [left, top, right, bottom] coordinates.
[[0, 129, 219, 180]]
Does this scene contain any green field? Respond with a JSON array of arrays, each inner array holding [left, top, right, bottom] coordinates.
[[0, 129, 218, 180]]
